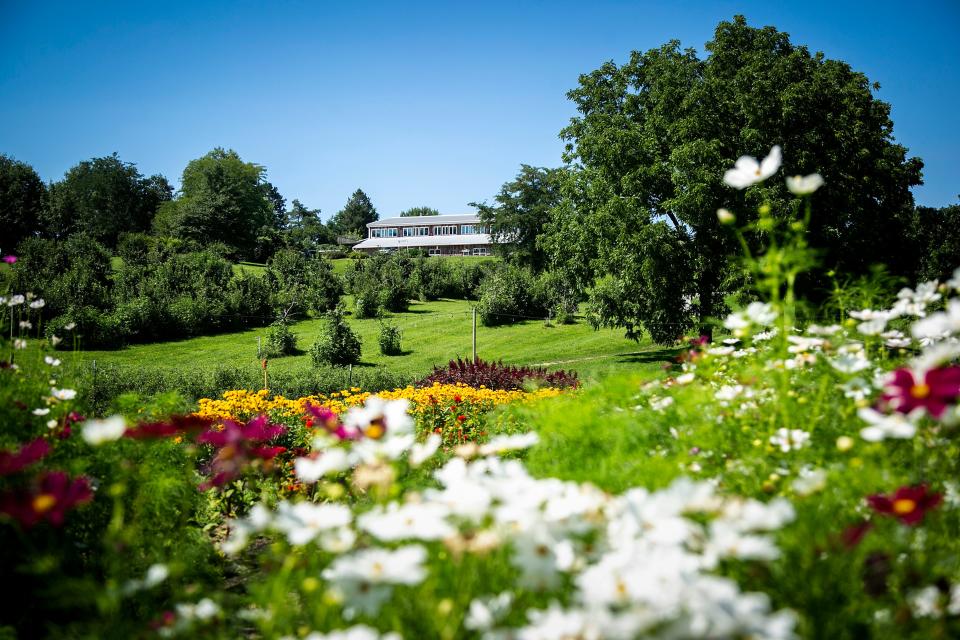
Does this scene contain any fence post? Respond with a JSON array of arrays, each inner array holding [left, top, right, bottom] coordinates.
[[257, 336, 261, 359], [472, 307, 477, 363], [348, 363, 353, 387]]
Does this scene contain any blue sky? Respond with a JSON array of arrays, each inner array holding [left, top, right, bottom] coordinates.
[[1, 1, 957, 220]]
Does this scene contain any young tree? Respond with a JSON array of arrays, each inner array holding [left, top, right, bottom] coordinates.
[[153, 148, 277, 260], [550, 15, 923, 341], [42, 153, 171, 248], [472, 165, 563, 273], [399, 206, 440, 217], [0, 154, 46, 252], [328, 189, 378, 237]]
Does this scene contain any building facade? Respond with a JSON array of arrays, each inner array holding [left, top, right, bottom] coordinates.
[[352, 214, 493, 256]]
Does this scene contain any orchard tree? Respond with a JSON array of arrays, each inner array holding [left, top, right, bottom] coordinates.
[[328, 189, 378, 237], [0, 155, 46, 252], [153, 148, 277, 260], [550, 15, 923, 342], [43, 153, 172, 248], [399, 206, 440, 217], [471, 165, 564, 273]]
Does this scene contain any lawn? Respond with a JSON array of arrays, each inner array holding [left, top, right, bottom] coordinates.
[[62, 297, 672, 383]]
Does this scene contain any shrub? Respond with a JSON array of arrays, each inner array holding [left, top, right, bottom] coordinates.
[[411, 257, 451, 301], [476, 263, 545, 326], [449, 259, 493, 300], [310, 306, 362, 367], [418, 357, 579, 390], [533, 270, 580, 324], [378, 321, 402, 355], [353, 287, 380, 319], [263, 319, 297, 357]]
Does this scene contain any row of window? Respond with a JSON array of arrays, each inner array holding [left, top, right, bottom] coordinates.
[[428, 247, 491, 256], [370, 224, 488, 238]]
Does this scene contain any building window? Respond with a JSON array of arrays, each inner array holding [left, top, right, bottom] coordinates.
[[460, 224, 477, 234], [372, 228, 398, 238], [435, 225, 457, 235], [403, 226, 429, 237], [428, 247, 441, 256]]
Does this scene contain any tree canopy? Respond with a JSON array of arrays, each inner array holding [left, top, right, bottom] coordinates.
[[283, 199, 335, 250], [0, 154, 46, 252], [42, 153, 172, 249], [472, 165, 564, 273], [548, 15, 923, 342], [399, 206, 440, 217], [152, 148, 278, 260], [328, 189, 378, 237]]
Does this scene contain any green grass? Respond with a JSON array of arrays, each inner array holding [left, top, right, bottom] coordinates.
[[328, 255, 496, 276], [62, 297, 672, 384]]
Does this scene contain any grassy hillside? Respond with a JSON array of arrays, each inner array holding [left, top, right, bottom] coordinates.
[[64, 297, 672, 383]]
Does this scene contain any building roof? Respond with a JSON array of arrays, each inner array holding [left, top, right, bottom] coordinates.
[[354, 233, 492, 250], [367, 213, 479, 228]]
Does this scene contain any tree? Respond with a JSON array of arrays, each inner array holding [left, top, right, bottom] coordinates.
[[284, 199, 335, 250], [550, 15, 923, 342], [153, 148, 277, 260], [42, 153, 172, 248], [471, 165, 563, 273], [0, 155, 46, 252], [911, 200, 960, 282], [328, 189, 378, 237], [399, 206, 440, 217]]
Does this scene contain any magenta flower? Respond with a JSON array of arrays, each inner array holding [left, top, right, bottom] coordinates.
[[197, 416, 287, 490], [304, 402, 357, 440], [0, 471, 93, 527], [867, 484, 942, 526], [2, 255, 16, 264], [0, 438, 51, 476], [882, 366, 960, 417], [125, 414, 214, 439]]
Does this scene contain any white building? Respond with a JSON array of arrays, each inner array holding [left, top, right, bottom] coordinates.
[[352, 214, 493, 256]]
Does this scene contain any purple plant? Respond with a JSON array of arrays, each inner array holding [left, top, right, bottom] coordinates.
[[418, 358, 579, 391]]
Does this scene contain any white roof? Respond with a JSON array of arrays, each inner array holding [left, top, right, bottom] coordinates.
[[354, 234, 492, 249], [368, 214, 480, 228]]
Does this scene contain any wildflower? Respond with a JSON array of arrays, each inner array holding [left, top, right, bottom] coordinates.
[[724, 302, 777, 333], [716, 208, 736, 224], [272, 501, 352, 545], [28, 299, 44, 309], [50, 387, 76, 401], [46, 419, 57, 429], [18, 320, 31, 329], [82, 415, 127, 445], [7, 294, 24, 306], [124, 414, 214, 439], [836, 436, 855, 452], [867, 484, 941, 526], [2, 255, 16, 264], [792, 467, 827, 496], [197, 416, 287, 489], [912, 299, 960, 340], [857, 407, 919, 441], [786, 173, 824, 195], [409, 433, 441, 467], [32, 407, 50, 416], [64, 322, 76, 331], [723, 146, 782, 189], [881, 366, 960, 418], [44, 356, 61, 367], [294, 448, 351, 482], [465, 592, 513, 631], [0, 437, 51, 476], [322, 545, 428, 617], [50, 335, 62, 347], [829, 345, 870, 374], [0, 471, 93, 527], [358, 501, 454, 541], [13, 339, 26, 350], [342, 396, 413, 440]]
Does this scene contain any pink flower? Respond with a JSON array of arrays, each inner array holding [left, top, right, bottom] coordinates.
[[124, 414, 214, 439], [867, 484, 942, 526], [2, 255, 16, 264], [197, 416, 287, 490], [882, 366, 960, 418], [0, 438, 51, 476], [0, 471, 93, 527]]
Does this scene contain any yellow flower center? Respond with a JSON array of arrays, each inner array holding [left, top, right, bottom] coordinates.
[[893, 498, 917, 515], [32, 494, 57, 514], [910, 383, 931, 399], [365, 423, 385, 440]]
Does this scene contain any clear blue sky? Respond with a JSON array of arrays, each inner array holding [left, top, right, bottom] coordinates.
[[1, 1, 957, 220]]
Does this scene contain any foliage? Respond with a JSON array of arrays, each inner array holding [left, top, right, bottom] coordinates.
[[152, 148, 278, 261], [327, 188, 378, 238], [353, 287, 380, 319], [283, 199, 335, 251], [343, 253, 414, 313], [472, 165, 564, 272], [476, 263, 546, 326], [0, 154, 46, 252], [42, 153, 171, 249], [911, 201, 960, 283], [265, 249, 343, 316], [550, 15, 923, 341], [378, 321, 402, 355], [419, 358, 579, 390], [263, 319, 298, 358], [399, 206, 440, 217], [310, 306, 362, 367]]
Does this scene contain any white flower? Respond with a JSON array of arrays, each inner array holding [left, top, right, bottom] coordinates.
[[273, 501, 352, 545], [649, 395, 674, 412], [479, 432, 539, 456], [947, 267, 960, 293], [786, 173, 824, 195], [840, 377, 871, 401], [792, 467, 827, 496], [856, 318, 888, 336], [144, 563, 170, 588], [29, 299, 45, 309], [723, 146, 782, 189], [910, 586, 943, 618], [769, 428, 810, 452], [857, 407, 918, 441], [294, 448, 351, 483], [82, 415, 127, 445], [465, 592, 513, 631], [32, 407, 50, 416], [44, 356, 61, 367], [7, 295, 25, 307], [807, 324, 842, 336], [46, 419, 57, 429], [408, 433, 441, 467], [50, 335, 62, 347], [829, 346, 870, 374], [50, 387, 76, 401], [358, 502, 453, 541], [912, 299, 960, 340], [675, 372, 695, 385], [64, 322, 77, 331], [302, 626, 402, 640], [724, 302, 778, 336], [342, 396, 413, 438], [18, 320, 32, 329], [323, 546, 427, 617], [716, 208, 736, 224], [175, 598, 220, 621], [13, 339, 26, 350]]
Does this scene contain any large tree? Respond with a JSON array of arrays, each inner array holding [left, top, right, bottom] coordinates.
[[328, 189, 378, 237], [43, 153, 172, 248], [399, 206, 440, 217], [0, 155, 46, 252], [153, 148, 277, 259], [472, 165, 564, 273], [550, 15, 923, 342], [284, 199, 335, 250]]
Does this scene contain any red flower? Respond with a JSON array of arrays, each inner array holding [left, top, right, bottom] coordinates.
[[0, 438, 50, 476], [304, 403, 356, 440], [125, 415, 214, 439], [0, 471, 93, 527], [454, 395, 462, 404], [457, 414, 466, 422], [197, 416, 288, 490], [882, 366, 960, 418], [867, 484, 942, 526], [840, 521, 874, 548]]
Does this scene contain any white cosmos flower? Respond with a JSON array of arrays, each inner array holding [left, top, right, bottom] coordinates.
[[294, 448, 351, 483], [947, 267, 960, 293], [13, 339, 26, 350], [175, 598, 220, 621], [7, 295, 25, 306], [64, 322, 77, 330], [723, 146, 782, 189], [51, 387, 77, 401], [357, 501, 454, 541], [273, 501, 352, 546], [829, 347, 871, 374], [82, 415, 127, 445], [769, 428, 810, 452], [465, 592, 513, 631], [479, 432, 539, 456], [44, 356, 61, 367], [323, 545, 428, 586], [786, 173, 824, 195], [29, 299, 45, 309], [408, 433, 441, 467], [912, 299, 960, 340], [858, 407, 919, 441], [46, 419, 57, 429], [18, 320, 32, 329], [792, 467, 827, 496], [302, 626, 402, 640], [342, 396, 413, 437], [32, 407, 50, 416]]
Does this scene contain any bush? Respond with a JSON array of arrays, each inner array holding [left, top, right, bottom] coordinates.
[[310, 306, 362, 367], [476, 263, 545, 326], [533, 270, 580, 324], [411, 257, 451, 301], [378, 321, 403, 355], [419, 357, 579, 390], [263, 319, 297, 357], [353, 288, 380, 319]]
